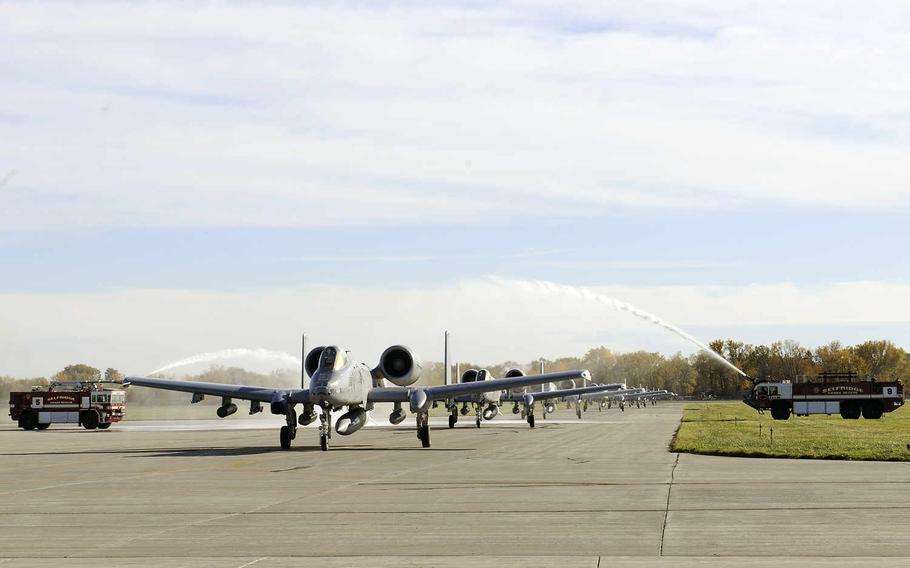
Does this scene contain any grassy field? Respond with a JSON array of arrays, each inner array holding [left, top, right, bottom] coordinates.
[[672, 401, 910, 461]]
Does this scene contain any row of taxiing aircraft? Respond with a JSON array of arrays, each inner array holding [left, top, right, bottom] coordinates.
[[125, 332, 670, 451]]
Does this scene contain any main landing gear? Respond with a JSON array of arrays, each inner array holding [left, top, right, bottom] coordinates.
[[525, 403, 536, 428], [474, 403, 482, 428], [416, 412, 431, 448], [280, 404, 298, 450]]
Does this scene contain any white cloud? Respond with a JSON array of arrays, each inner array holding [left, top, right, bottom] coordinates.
[[1, 2, 909, 229], [2, 278, 909, 377]]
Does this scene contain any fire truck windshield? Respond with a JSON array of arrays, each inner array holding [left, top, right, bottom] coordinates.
[[111, 393, 125, 404]]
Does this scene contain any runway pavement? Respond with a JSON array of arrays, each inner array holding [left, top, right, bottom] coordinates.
[[2, 402, 909, 567]]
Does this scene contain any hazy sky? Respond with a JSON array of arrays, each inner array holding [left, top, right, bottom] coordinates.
[[1, 1, 909, 376]]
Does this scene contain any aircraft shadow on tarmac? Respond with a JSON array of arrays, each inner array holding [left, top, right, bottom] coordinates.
[[0, 445, 475, 458]]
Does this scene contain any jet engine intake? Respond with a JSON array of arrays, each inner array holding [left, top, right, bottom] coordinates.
[[504, 368, 525, 378], [378, 345, 422, 386], [304, 346, 326, 378], [461, 369, 479, 383]]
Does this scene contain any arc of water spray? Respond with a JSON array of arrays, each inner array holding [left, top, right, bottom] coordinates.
[[149, 348, 302, 376], [490, 276, 747, 377]]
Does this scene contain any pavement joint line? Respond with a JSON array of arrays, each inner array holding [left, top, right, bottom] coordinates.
[[8, 504, 910, 516], [658, 453, 680, 557], [83, 510, 247, 556]]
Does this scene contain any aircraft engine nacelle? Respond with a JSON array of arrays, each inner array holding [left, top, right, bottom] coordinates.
[[305, 346, 326, 378], [504, 368, 525, 378], [461, 369, 479, 383], [378, 345, 422, 386]]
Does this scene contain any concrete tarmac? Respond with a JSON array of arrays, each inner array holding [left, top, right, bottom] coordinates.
[[2, 402, 909, 567]]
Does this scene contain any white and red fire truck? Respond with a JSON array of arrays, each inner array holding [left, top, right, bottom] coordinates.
[[744, 372, 904, 420], [8, 381, 126, 430]]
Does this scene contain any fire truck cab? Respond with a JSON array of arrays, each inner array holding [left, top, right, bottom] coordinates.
[[744, 372, 904, 421], [9, 381, 126, 430]]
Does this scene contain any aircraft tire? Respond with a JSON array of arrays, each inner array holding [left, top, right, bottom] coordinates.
[[528, 414, 535, 428], [420, 425, 430, 448], [448, 415, 456, 429], [319, 432, 328, 451], [475, 416, 481, 428], [280, 425, 292, 449]]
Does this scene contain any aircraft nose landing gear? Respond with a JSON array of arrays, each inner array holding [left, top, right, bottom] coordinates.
[[318, 405, 332, 451]]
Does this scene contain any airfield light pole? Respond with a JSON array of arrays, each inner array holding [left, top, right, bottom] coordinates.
[[444, 330, 450, 386], [301, 333, 308, 388]]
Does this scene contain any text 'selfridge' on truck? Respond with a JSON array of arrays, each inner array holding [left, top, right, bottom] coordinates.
[[8, 381, 126, 430], [743, 372, 903, 420]]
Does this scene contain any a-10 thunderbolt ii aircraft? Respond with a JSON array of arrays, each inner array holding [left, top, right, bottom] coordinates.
[[496, 381, 626, 427], [446, 356, 625, 428], [444, 354, 624, 429], [578, 387, 673, 414], [125, 334, 590, 451]]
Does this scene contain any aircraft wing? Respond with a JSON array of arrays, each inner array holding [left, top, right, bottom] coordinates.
[[367, 370, 590, 403], [500, 382, 625, 402], [124, 376, 309, 404], [578, 387, 643, 401]]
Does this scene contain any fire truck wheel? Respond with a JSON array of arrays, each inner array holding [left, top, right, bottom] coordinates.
[[840, 402, 861, 420], [19, 412, 38, 431], [861, 401, 884, 420], [36, 423, 50, 430], [81, 411, 99, 430], [98, 423, 111, 430], [770, 403, 791, 421]]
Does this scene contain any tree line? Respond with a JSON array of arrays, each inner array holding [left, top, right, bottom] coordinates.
[[3, 339, 908, 403]]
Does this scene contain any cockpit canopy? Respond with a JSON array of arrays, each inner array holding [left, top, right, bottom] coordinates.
[[319, 346, 348, 372]]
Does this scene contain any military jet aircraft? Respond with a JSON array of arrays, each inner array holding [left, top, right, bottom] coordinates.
[[445, 368, 623, 428], [578, 387, 673, 413], [497, 381, 626, 427], [126, 334, 590, 451]]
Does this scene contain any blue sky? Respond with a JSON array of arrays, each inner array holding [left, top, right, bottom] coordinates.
[[2, 206, 909, 293], [1, 1, 909, 376]]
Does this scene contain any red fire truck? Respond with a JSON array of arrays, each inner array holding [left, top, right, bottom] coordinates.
[[744, 372, 904, 420], [9, 381, 126, 430]]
